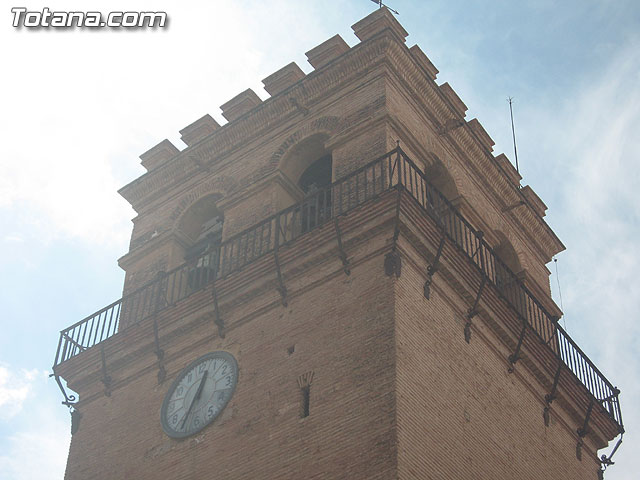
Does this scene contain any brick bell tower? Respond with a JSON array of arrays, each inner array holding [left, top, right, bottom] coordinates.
[[53, 8, 624, 479]]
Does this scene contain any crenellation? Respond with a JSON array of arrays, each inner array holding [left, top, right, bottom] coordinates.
[[351, 6, 408, 43], [179, 114, 220, 146], [262, 62, 306, 96], [305, 34, 350, 70], [521, 185, 548, 217], [220, 88, 263, 122], [439, 82, 468, 118], [495, 153, 522, 187], [467, 118, 495, 152], [408, 44, 438, 80], [139, 139, 180, 172]]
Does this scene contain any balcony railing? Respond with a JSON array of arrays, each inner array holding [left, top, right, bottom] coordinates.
[[53, 147, 623, 432]]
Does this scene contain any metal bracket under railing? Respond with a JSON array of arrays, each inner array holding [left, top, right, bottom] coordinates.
[[464, 277, 486, 343], [507, 325, 527, 373], [543, 363, 563, 426], [50, 373, 77, 408], [423, 232, 446, 300]]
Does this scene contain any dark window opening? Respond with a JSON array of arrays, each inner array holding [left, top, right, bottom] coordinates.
[[493, 239, 527, 320], [298, 155, 332, 233], [301, 385, 310, 418], [299, 154, 332, 194], [186, 215, 223, 291]]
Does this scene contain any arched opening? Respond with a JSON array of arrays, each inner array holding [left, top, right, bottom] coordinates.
[[298, 154, 333, 232], [279, 134, 332, 191], [494, 237, 522, 278], [423, 156, 462, 244], [424, 159, 459, 202], [298, 154, 332, 194], [177, 194, 224, 290], [493, 233, 526, 318], [280, 135, 333, 233]]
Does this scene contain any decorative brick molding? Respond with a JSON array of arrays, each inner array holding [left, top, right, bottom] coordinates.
[[467, 118, 495, 152], [140, 139, 180, 172], [439, 82, 468, 118], [179, 114, 220, 147], [495, 153, 522, 187], [351, 6, 408, 43], [269, 116, 341, 167], [306, 34, 350, 69], [297, 371, 314, 389], [262, 62, 306, 96], [220, 89, 262, 122], [409, 45, 438, 80]]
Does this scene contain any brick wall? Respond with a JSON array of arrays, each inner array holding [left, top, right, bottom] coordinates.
[[64, 254, 398, 480], [395, 248, 601, 479]]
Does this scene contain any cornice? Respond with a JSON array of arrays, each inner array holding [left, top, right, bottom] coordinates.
[[118, 229, 191, 271], [118, 25, 563, 263], [118, 32, 400, 213], [374, 41, 565, 260]]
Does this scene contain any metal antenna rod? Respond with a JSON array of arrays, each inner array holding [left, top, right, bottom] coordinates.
[[554, 257, 567, 330], [507, 97, 519, 174]]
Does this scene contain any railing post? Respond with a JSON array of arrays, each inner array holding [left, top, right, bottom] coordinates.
[[54, 332, 64, 368]]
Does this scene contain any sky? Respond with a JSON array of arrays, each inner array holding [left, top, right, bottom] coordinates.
[[1, 0, 638, 478]]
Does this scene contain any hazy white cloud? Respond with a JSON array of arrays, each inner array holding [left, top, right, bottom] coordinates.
[[0, 368, 69, 480], [544, 39, 639, 476], [0, 0, 351, 248], [0, 365, 43, 420], [2, 235, 24, 244], [0, 427, 69, 480]]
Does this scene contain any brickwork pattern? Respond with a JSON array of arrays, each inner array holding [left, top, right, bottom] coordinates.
[[65, 256, 397, 480], [395, 258, 601, 479]]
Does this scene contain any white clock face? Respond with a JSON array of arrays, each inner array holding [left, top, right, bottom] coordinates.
[[161, 351, 238, 438]]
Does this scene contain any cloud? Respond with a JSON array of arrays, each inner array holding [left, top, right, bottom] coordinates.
[[0, 426, 69, 480], [0, 365, 69, 480], [546, 38, 640, 478], [0, 0, 336, 248], [0, 365, 42, 420]]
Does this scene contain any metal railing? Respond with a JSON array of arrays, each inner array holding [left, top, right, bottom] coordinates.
[[53, 150, 395, 367], [53, 147, 622, 431], [391, 150, 622, 429]]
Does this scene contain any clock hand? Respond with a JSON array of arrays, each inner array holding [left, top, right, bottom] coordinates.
[[180, 370, 209, 430]]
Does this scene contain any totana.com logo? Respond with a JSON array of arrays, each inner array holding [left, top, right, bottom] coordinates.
[[11, 7, 167, 28]]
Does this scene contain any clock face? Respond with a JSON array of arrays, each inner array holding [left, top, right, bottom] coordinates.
[[161, 351, 238, 438]]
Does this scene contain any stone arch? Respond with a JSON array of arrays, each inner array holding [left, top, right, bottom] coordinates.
[[169, 176, 234, 232], [174, 192, 224, 243], [279, 133, 332, 190], [269, 116, 340, 171], [422, 153, 460, 201], [493, 231, 522, 275]]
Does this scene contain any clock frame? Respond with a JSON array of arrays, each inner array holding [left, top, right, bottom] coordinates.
[[160, 351, 238, 438]]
